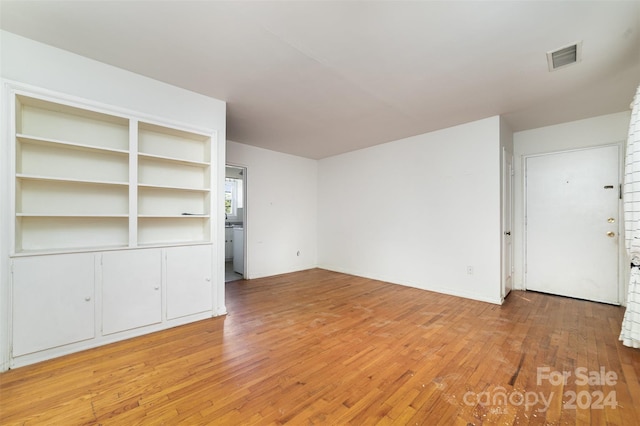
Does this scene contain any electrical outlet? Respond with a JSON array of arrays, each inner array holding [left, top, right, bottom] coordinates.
[[466, 266, 473, 275]]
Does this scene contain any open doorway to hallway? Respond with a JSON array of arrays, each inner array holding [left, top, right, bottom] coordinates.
[[225, 165, 246, 282]]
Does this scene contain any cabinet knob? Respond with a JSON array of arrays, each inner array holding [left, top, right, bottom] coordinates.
[[154, 286, 160, 290], [84, 297, 91, 302], [205, 277, 211, 282]]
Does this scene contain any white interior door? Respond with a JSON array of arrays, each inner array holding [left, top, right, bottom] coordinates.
[[525, 145, 620, 304], [502, 149, 513, 299]]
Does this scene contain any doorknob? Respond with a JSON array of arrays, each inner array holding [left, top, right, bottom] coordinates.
[[607, 231, 615, 237]]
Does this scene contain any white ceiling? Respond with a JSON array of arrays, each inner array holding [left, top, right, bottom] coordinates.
[[1, 1, 639, 159]]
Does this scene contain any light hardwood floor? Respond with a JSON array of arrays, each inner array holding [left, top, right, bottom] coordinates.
[[1, 268, 639, 425]]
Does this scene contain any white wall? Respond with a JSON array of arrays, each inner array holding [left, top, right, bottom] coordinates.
[[226, 140, 318, 279], [0, 32, 226, 131], [512, 112, 631, 292], [0, 31, 227, 370], [318, 116, 503, 304]]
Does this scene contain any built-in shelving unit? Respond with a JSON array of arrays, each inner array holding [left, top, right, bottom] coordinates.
[[6, 86, 220, 369], [137, 122, 211, 246], [14, 95, 130, 253], [12, 93, 214, 254]]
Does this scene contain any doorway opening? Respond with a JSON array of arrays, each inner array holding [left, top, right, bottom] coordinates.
[[225, 165, 246, 282]]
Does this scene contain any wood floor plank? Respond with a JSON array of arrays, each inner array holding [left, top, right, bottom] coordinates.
[[1, 268, 639, 425]]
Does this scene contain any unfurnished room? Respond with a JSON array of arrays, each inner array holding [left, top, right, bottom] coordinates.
[[0, 1, 639, 425]]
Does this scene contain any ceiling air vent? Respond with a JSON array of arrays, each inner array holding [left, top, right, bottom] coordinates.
[[547, 41, 582, 71]]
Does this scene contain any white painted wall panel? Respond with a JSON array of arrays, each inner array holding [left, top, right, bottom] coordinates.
[[318, 116, 502, 304]]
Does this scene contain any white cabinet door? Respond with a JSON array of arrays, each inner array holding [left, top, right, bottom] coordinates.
[[166, 245, 213, 320], [225, 227, 233, 260], [102, 249, 162, 335], [12, 253, 95, 356]]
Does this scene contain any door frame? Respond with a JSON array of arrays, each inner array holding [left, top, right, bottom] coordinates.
[[522, 142, 626, 304], [502, 146, 514, 301], [225, 163, 248, 279]]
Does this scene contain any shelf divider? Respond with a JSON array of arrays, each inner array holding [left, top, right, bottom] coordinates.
[[129, 119, 139, 248]]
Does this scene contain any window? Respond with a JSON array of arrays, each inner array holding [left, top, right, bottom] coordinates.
[[225, 178, 243, 217]]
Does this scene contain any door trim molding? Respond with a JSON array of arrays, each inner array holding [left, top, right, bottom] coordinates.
[[225, 163, 248, 280]]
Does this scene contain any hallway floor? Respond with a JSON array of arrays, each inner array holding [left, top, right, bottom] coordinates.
[[225, 260, 243, 282]]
